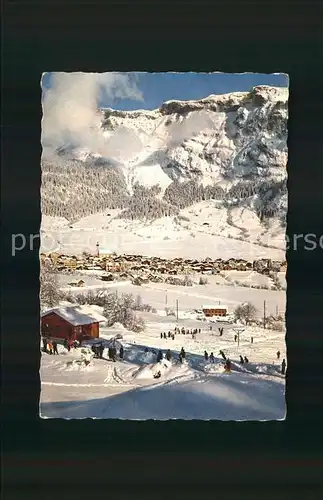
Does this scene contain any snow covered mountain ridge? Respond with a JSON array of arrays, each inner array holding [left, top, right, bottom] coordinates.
[[41, 85, 288, 228]]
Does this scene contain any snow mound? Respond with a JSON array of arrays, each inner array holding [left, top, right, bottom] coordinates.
[[132, 359, 173, 380], [203, 362, 226, 374], [62, 348, 95, 371]]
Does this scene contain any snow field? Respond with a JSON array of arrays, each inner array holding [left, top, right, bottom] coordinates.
[[58, 273, 286, 319], [40, 200, 285, 260], [40, 314, 286, 420]]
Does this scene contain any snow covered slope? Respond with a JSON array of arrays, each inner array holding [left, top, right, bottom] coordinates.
[[41, 85, 288, 234], [40, 320, 286, 420]]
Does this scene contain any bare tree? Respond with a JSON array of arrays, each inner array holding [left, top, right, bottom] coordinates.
[[102, 292, 146, 332], [183, 275, 193, 286], [234, 302, 258, 325], [40, 261, 60, 310]]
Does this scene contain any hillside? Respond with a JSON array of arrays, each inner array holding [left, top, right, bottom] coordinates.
[[41, 85, 288, 231]]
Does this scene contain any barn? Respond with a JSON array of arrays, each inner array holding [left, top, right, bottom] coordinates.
[[41, 305, 106, 343], [202, 304, 228, 317]]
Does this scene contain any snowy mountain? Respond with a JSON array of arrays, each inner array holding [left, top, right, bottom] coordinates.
[[101, 85, 288, 189], [41, 85, 288, 253]]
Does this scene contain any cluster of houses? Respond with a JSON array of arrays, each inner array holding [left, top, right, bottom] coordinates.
[[41, 252, 287, 277]]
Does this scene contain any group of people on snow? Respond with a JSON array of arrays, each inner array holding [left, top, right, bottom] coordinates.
[[42, 336, 125, 364], [91, 343, 124, 362], [160, 331, 175, 340], [42, 338, 59, 355], [43, 337, 79, 355], [156, 346, 186, 364], [160, 327, 202, 340], [204, 351, 215, 362], [239, 355, 249, 364]]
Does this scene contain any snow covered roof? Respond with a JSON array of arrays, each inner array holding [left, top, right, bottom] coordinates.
[[41, 305, 106, 326], [202, 304, 228, 309]]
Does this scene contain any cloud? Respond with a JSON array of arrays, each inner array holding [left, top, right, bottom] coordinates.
[[41, 72, 144, 159], [166, 110, 214, 148]]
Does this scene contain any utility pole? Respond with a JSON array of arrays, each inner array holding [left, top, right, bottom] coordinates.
[[233, 327, 244, 348], [176, 299, 179, 321], [263, 300, 266, 329]]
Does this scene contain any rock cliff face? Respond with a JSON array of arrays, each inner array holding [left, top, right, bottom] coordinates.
[[41, 85, 288, 227]]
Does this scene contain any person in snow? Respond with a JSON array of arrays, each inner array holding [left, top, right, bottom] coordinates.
[[179, 352, 183, 364], [119, 345, 124, 360], [47, 341, 53, 355], [281, 358, 286, 375], [239, 355, 244, 364], [163, 332, 167, 339], [145, 347, 149, 353], [209, 352, 215, 363], [224, 359, 232, 372], [244, 356, 249, 363], [166, 349, 172, 361], [234, 334, 237, 342], [154, 370, 161, 379], [198, 329, 201, 334], [219, 327, 224, 336], [52, 340, 58, 355], [172, 334, 175, 340], [160, 332, 163, 339], [180, 347, 186, 359], [112, 347, 117, 362], [204, 350, 209, 361], [210, 325, 213, 331], [42, 338, 47, 352], [157, 350, 163, 363], [168, 331, 171, 338], [98, 343, 104, 359], [277, 350, 281, 360], [219, 350, 226, 360], [251, 337, 254, 344]]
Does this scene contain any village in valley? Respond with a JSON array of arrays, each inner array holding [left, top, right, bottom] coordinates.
[[40, 71, 288, 420]]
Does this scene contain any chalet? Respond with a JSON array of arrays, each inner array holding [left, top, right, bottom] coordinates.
[[101, 273, 114, 282], [41, 305, 106, 343], [202, 304, 228, 317], [67, 279, 85, 287]]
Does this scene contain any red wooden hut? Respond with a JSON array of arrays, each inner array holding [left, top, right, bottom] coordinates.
[[41, 305, 106, 343], [202, 304, 228, 317]]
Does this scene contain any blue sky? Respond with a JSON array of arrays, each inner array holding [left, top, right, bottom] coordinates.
[[42, 72, 289, 111]]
